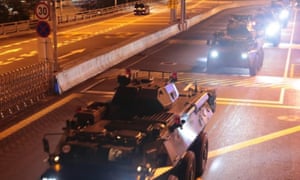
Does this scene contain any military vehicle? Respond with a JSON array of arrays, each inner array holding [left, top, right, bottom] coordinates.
[[271, 0, 292, 27], [40, 70, 217, 180], [206, 16, 264, 76], [252, 8, 282, 47]]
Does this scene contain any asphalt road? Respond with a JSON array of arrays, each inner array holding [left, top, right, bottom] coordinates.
[[1, 2, 300, 180], [0, 0, 226, 73]]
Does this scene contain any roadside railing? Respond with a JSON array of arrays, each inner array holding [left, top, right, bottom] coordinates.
[[0, 0, 155, 36], [0, 62, 51, 120]]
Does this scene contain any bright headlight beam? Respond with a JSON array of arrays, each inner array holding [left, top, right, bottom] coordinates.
[[265, 22, 281, 36], [279, 9, 289, 20], [54, 155, 60, 163], [210, 50, 219, 58], [241, 52, 248, 59]]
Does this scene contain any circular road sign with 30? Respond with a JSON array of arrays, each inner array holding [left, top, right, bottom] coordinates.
[[35, 2, 50, 20]]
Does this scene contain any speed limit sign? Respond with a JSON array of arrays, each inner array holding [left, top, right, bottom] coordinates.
[[35, 2, 50, 20]]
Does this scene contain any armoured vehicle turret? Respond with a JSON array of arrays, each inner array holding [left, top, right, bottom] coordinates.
[[41, 70, 217, 180]]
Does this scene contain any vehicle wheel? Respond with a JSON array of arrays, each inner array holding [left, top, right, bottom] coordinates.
[[273, 35, 281, 47], [273, 40, 280, 47], [193, 132, 208, 177], [282, 21, 288, 28], [249, 65, 257, 76], [258, 48, 264, 69], [206, 59, 215, 73], [178, 151, 196, 180]]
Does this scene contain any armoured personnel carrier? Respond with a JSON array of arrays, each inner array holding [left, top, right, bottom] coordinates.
[[206, 16, 264, 76], [41, 70, 217, 180]]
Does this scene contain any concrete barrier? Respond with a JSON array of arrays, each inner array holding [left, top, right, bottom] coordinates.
[[56, 24, 181, 92], [56, 0, 271, 94]]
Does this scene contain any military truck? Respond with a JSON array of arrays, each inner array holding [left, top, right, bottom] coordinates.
[[40, 70, 217, 180]]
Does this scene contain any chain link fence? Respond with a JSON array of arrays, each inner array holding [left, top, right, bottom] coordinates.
[[0, 62, 51, 120]]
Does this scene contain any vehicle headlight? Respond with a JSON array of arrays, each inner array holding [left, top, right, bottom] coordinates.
[[137, 163, 153, 174], [279, 9, 289, 20], [49, 154, 60, 164], [265, 22, 281, 36], [241, 52, 248, 59], [53, 155, 60, 163], [209, 50, 219, 58], [41, 177, 57, 180]]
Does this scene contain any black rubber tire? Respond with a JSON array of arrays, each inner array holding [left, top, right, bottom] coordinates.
[[258, 48, 264, 69], [272, 35, 281, 47], [249, 66, 256, 76], [206, 58, 215, 73], [194, 132, 209, 177], [178, 151, 196, 180]]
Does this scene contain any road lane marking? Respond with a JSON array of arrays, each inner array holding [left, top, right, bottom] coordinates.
[[0, 48, 22, 56], [58, 48, 86, 60], [216, 100, 300, 110], [177, 75, 300, 90], [0, 94, 82, 141], [20, 50, 37, 57], [208, 125, 300, 159], [278, 115, 300, 122], [217, 97, 281, 104]]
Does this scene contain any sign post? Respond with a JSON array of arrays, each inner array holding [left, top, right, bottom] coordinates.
[[35, 1, 52, 63], [35, 0, 59, 94]]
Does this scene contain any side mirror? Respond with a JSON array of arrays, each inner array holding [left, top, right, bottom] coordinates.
[[42, 138, 50, 153]]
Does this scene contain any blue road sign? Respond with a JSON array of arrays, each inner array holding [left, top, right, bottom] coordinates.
[[36, 21, 51, 38]]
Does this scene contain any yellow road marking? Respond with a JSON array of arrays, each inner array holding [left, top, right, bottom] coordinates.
[[208, 125, 300, 159], [0, 48, 22, 56], [217, 97, 281, 104], [290, 64, 294, 78], [0, 94, 81, 141], [217, 100, 300, 110]]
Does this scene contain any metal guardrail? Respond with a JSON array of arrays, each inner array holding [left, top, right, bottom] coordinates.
[[0, 20, 38, 35], [0, 62, 51, 120], [0, 1, 153, 36]]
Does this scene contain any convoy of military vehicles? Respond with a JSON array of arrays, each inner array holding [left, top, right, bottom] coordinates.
[[39, 1, 293, 179]]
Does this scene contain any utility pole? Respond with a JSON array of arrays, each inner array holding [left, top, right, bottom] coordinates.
[[168, 0, 178, 23], [49, 0, 59, 72], [179, 0, 187, 31]]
